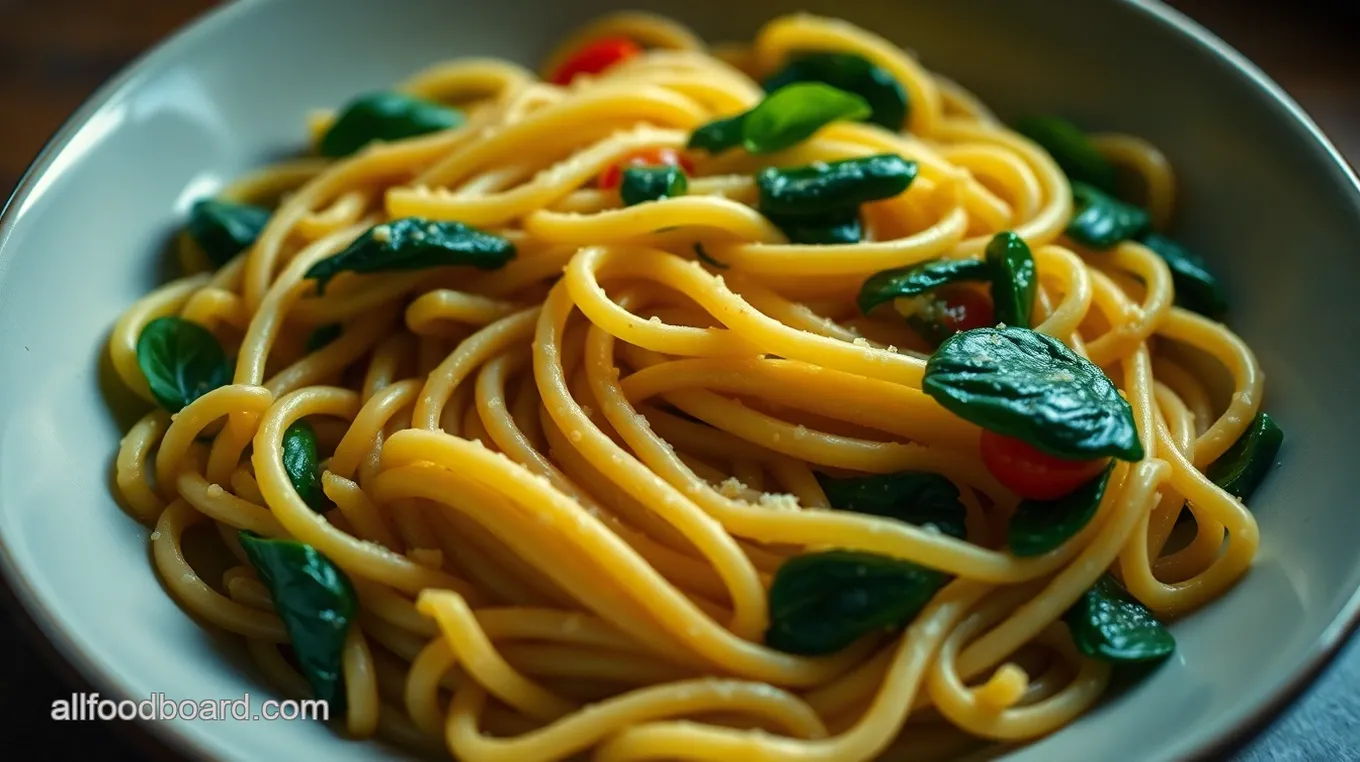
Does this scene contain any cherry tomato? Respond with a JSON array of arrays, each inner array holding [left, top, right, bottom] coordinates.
[[936, 286, 995, 334], [597, 147, 695, 190], [980, 430, 1109, 501], [551, 38, 642, 85]]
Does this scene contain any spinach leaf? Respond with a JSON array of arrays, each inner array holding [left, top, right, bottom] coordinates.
[[741, 83, 871, 154], [986, 232, 1037, 329], [1014, 116, 1118, 194], [186, 199, 270, 268], [239, 532, 357, 707], [763, 52, 908, 131], [1206, 411, 1283, 502], [1013, 117, 1227, 317], [765, 550, 948, 655], [1064, 574, 1175, 663], [620, 165, 688, 206], [1009, 463, 1113, 556], [856, 259, 991, 314], [765, 209, 863, 244], [305, 323, 343, 352], [687, 114, 746, 154], [693, 243, 729, 270], [757, 155, 916, 217], [305, 218, 514, 294], [816, 471, 966, 540], [282, 420, 327, 513], [136, 317, 232, 413], [1067, 182, 1151, 249], [923, 326, 1143, 461], [320, 91, 463, 158], [1137, 232, 1229, 318]]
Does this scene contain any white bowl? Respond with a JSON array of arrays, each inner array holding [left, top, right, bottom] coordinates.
[[2, 0, 1359, 760]]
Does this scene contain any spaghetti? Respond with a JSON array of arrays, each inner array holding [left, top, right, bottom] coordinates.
[[105, 12, 1278, 761]]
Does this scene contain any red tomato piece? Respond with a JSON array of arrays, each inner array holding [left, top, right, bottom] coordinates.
[[980, 430, 1109, 501], [936, 286, 995, 334], [551, 38, 642, 85], [597, 147, 695, 190]]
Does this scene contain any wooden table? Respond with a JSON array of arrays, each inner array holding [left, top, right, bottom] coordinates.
[[1, 1, 1357, 759]]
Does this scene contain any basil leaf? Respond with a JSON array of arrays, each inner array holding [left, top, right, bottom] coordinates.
[[1014, 116, 1118, 194], [186, 199, 270, 268], [282, 420, 327, 513], [816, 471, 966, 540], [239, 532, 357, 708], [306, 323, 343, 352], [1008, 463, 1113, 556], [757, 155, 916, 217], [620, 165, 688, 206], [765, 550, 948, 655], [1067, 182, 1150, 249], [1206, 412, 1283, 502], [693, 243, 729, 270], [305, 217, 514, 294], [687, 114, 746, 154], [741, 83, 871, 154], [765, 209, 862, 244], [923, 326, 1144, 461], [985, 232, 1037, 329], [1064, 574, 1174, 663], [763, 52, 908, 131], [136, 317, 232, 413], [857, 259, 990, 315], [320, 91, 463, 158], [1137, 232, 1229, 318]]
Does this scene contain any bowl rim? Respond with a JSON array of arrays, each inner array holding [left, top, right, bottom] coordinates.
[[1, 0, 1358, 760]]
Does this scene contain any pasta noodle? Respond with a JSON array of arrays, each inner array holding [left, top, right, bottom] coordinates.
[[105, 12, 1273, 761]]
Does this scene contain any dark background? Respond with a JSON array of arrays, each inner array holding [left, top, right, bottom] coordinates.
[[1, 0, 1358, 759]]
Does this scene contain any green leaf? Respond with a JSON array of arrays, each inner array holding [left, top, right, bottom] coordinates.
[[1014, 115, 1118, 193], [985, 232, 1038, 329], [186, 199, 271, 268], [305, 217, 515, 294], [135, 317, 232, 413], [282, 420, 327, 513], [765, 208, 863, 244], [857, 259, 991, 314], [923, 326, 1144, 461], [305, 323, 343, 352], [816, 471, 966, 540], [763, 52, 909, 131], [1137, 232, 1229, 318], [1064, 574, 1175, 663], [693, 243, 729, 270], [765, 550, 948, 655], [239, 532, 357, 708], [757, 154, 916, 217], [320, 91, 463, 158], [687, 114, 746, 154], [741, 83, 871, 154], [1206, 412, 1283, 502], [1067, 182, 1151, 249], [620, 165, 688, 206], [1008, 463, 1114, 556]]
